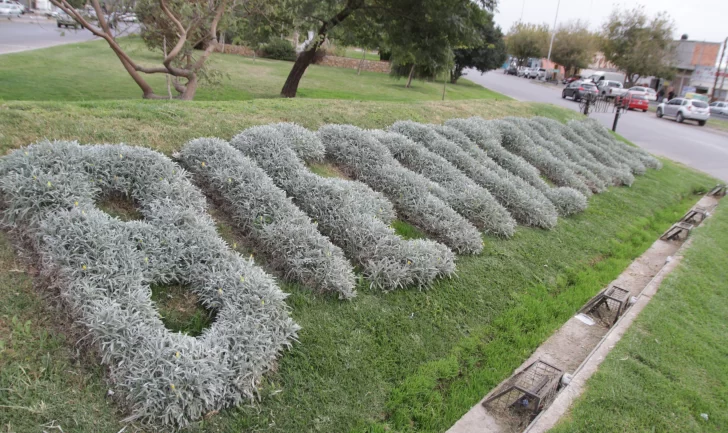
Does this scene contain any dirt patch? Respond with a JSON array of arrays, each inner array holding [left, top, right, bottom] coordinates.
[[97, 193, 143, 221], [151, 283, 214, 337], [307, 162, 352, 179]]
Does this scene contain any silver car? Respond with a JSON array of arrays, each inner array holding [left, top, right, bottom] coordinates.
[[0, 1, 22, 19], [656, 98, 710, 126], [709, 101, 728, 116]]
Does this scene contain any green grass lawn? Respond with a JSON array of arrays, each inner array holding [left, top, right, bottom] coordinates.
[[552, 201, 728, 433], [343, 47, 381, 62], [0, 37, 500, 102], [0, 98, 719, 433]]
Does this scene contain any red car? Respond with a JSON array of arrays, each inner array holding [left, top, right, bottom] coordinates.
[[618, 92, 649, 112]]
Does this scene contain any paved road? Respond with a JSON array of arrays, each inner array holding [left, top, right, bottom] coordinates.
[[464, 70, 728, 182]]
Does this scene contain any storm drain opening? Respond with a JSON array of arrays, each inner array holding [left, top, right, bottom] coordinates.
[[708, 184, 726, 197], [660, 222, 693, 241], [579, 285, 631, 327], [681, 207, 708, 225], [482, 360, 563, 426]]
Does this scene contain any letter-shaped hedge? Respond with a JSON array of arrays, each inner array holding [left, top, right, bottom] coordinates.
[[568, 120, 647, 175], [504, 117, 608, 193], [179, 137, 357, 299], [445, 118, 587, 216], [428, 124, 558, 229], [581, 118, 662, 169], [0, 141, 300, 427], [371, 129, 516, 238], [231, 125, 456, 289], [531, 117, 635, 186], [317, 124, 484, 254]]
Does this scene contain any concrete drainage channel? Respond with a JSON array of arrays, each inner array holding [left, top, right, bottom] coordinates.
[[448, 185, 726, 433]]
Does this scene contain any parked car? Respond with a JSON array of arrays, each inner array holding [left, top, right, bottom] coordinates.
[[526, 68, 545, 79], [627, 86, 657, 101], [562, 75, 581, 85], [0, 1, 22, 19], [562, 80, 598, 101], [619, 93, 649, 112], [118, 12, 138, 22], [597, 80, 625, 98], [516, 67, 528, 77], [6, 0, 24, 13], [709, 101, 728, 116], [505, 65, 518, 75], [57, 12, 82, 28], [535, 68, 547, 80], [656, 98, 710, 126]]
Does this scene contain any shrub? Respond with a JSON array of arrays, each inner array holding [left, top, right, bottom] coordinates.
[[371, 129, 516, 238], [429, 124, 558, 229], [0, 140, 300, 427], [531, 117, 635, 186], [261, 38, 296, 61], [231, 125, 456, 289], [445, 118, 586, 216], [582, 118, 662, 169], [568, 120, 646, 175], [317, 124, 483, 254], [179, 137, 357, 299], [505, 117, 608, 193]]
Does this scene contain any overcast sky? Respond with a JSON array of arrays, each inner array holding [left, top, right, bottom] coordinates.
[[494, 0, 728, 44]]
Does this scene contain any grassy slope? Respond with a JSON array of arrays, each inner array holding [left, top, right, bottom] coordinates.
[[0, 98, 718, 433], [0, 38, 500, 102], [552, 202, 728, 433]]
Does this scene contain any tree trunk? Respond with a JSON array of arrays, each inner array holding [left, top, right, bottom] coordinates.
[[357, 50, 366, 75], [405, 64, 416, 88], [179, 75, 198, 100], [450, 66, 463, 84], [281, 48, 318, 98]]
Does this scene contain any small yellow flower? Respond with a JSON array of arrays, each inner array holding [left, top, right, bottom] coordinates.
[[47, 181, 52, 187], [24, 151, 28, 155], [144, 257, 149, 263], [82, 264, 87, 270], [249, 254, 253, 260], [74, 201, 79, 206], [217, 288, 223, 295], [119, 154, 123, 159], [228, 178, 232, 183], [81, 210, 86, 215], [240, 276, 245, 283], [407, 260, 412, 265], [233, 242, 237, 249], [175, 351, 180, 358], [201, 161, 206, 167], [326, 251, 331, 257], [170, 384, 176, 390], [261, 300, 265, 306]]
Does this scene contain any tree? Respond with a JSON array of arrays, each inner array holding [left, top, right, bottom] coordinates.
[[332, 15, 384, 75], [50, 0, 229, 100], [450, 10, 506, 84], [271, 0, 497, 98], [601, 7, 675, 85], [506, 22, 549, 66], [550, 20, 596, 77]]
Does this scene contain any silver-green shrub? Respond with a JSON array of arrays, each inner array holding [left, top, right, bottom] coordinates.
[[231, 125, 456, 289], [371, 129, 515, 238], [317, 124, 483, 254], [530, 117, 635, 186], [271, 122, 326, 162], [568, 120, 646, 175], [505, 117, 607, 193], [0, 140, 300, 427], [179, 137, 356, 299], [445, 118, 586, 216], [581, 118, 662, 169], [429, 124, 558, 229], [488, 119, 592, 197]]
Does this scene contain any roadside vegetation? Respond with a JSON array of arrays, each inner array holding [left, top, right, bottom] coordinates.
[[0, 94, 717, 431], [552, 202, 728, 433]]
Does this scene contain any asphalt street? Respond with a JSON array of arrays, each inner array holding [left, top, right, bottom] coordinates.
[[464, 70, 728, 182]]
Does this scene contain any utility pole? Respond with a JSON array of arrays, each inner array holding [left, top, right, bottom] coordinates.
[[711, 37, 727, 101], [546, 0, 561, 62]]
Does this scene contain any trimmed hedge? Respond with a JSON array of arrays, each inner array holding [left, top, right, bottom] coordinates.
[[568, 120, 646, 175], [0, 141, 299, 427], [582, 118, 662, 170], [179, 137, 357, 299], [429, 124, 558, 229], [317, 124, 484, 254], [231, 125, 456, 289], [372, 128, 516, 237]]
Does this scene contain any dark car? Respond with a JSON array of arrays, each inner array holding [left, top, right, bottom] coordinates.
[[562, 81, 598, 101], [505, 65, 518, 75], [562, 75, 581, 85]]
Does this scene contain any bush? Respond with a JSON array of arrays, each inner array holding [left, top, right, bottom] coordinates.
[[568, 120, 646, 175], [179, 137, 357, 299], [429, 124, 558, 229], [261, 38, 296, 61], [317, 124, 484, 254], [505, 117, 608, 193], [446, 118, 586, 216], [231, 125, 456, 290], [531, 117, 635, 186], [582, 118, 662, 169], [0, 140, 299, 427], [372, 128, 516, 238]]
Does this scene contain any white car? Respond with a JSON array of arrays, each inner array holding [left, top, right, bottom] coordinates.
[[629, 86, 657, 102], [656, 98, 710, 126], [0, 1, 22, 18], [709, 101, 728, 116]]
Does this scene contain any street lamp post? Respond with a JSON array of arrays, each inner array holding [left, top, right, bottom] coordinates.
[[546, 0, 561, 62]]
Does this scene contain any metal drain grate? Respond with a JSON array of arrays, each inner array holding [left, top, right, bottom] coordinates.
[[681, 207, 707, 225], [482, 359, 563, 418], [580, 285, 631, 327], [708, 184, 726, 197], [660, 222, 693, 241]]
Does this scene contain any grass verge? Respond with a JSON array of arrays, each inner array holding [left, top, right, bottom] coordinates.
[[0, 99, 719, 433], [0, 38, 501, 102], [551, 201, 728, 433]]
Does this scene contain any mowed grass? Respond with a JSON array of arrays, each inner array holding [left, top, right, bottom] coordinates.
[[552, 202, 728, 433], [342, 47, 381, 62], [0, 37, 501, 102], [0, 99, 719, 433]]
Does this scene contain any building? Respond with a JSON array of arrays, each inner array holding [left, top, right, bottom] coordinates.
[[672, 38, 721, 97]]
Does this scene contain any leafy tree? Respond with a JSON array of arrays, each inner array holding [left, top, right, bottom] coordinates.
[[550, 20, 596, 77], [506, 22, 549, 66], [601, 7, 675, 85], [332, 15, 384, 75], [270, 0, 497, 98], [50, 0, 230, 100], [450, 10, 506, 84]]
